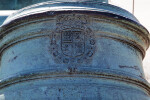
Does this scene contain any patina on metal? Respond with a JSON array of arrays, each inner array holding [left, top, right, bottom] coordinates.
[[0, 0, 150, 100], [0, 0, 108, 10]]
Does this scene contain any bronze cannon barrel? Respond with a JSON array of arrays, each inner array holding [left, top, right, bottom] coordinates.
[[0, 0, 150, 99]]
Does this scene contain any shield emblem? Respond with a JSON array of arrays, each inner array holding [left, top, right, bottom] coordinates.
[[61, 30, 85, 57]]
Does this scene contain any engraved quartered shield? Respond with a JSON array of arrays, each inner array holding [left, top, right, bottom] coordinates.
[[61, 29, 85, 57]]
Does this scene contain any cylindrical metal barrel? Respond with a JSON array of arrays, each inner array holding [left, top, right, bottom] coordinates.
[[0, 0, 150, 100], [0, 0, 108, 10]]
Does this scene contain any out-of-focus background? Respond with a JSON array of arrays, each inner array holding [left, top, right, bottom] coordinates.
[[110, 0, 150, 82], [0, 0, 150, 82]]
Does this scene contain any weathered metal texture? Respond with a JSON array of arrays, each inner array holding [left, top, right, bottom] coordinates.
[[0, 0, 108, 10], [0, 11, 16, 26], [0, 16, 7, 26], [0, 0, 150, 100]]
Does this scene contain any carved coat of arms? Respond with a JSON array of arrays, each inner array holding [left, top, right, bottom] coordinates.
[[50, 14, 96, 64], [61, 29, 85, 57]]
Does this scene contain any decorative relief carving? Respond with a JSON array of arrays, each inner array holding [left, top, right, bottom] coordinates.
[[50, 14, 96, 64]]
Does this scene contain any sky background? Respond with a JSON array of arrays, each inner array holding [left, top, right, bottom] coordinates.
[[134, 0, 150, 83]]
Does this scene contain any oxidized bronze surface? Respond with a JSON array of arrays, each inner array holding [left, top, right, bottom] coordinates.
[[0, 0, 149, 100], [50, 14, 96, 65]]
